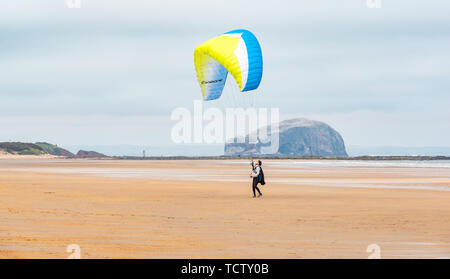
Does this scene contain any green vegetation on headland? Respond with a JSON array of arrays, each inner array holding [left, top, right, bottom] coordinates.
[[0, 142, 107, 158], [0, 142, 47, 155], [34, 142, 74, 156]]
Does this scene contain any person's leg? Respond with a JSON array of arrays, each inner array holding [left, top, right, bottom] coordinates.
[[255, 184, 262, 196], [252, 178, 257, 197]]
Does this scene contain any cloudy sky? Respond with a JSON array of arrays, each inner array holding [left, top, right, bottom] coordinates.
[[1, 0, 449, 154]]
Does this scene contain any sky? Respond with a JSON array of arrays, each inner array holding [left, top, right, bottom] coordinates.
[[1, 0, 449, 155]]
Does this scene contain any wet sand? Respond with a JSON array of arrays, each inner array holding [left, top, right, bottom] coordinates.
[[0, 158, 449, 258]]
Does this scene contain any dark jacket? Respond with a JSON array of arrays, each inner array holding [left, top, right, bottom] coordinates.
[[259, 167, 265, 185]]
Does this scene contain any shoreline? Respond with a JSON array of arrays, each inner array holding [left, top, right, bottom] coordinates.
[[1, 159, 449, 192], [1, 154, 450, 161]]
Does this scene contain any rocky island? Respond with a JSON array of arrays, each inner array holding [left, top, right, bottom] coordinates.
[[225, 118, 348, 157]]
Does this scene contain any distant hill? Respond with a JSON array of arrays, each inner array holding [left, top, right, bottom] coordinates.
[[0, 142, 107, 158], [76, 150, 108, 158], [225, 118, 348, 157], [0, 142, 47, 155], [35, 142, 74, 157]]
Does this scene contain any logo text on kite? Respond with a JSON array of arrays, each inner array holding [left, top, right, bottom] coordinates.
[[201, 79, 223, 85]]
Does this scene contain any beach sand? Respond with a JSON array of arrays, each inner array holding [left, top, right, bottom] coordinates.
[[0, 158, 449, 258]]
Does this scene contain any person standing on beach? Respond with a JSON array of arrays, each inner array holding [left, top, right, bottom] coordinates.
[[250, 160, 264, 198]]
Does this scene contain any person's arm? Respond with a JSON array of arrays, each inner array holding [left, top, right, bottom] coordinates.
[[252, 166, 260, 177]]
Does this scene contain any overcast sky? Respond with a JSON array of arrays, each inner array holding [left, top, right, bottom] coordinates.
[[1, 0, 449, 151]]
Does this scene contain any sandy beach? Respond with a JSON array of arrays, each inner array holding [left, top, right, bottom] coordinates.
[[0, 157, 449, 258]]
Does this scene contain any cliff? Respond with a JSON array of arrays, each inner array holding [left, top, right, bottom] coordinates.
[[224, 118, 348, 157]]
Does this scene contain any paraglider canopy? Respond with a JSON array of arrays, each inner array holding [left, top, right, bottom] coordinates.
[[194, 29, 263, 101]]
